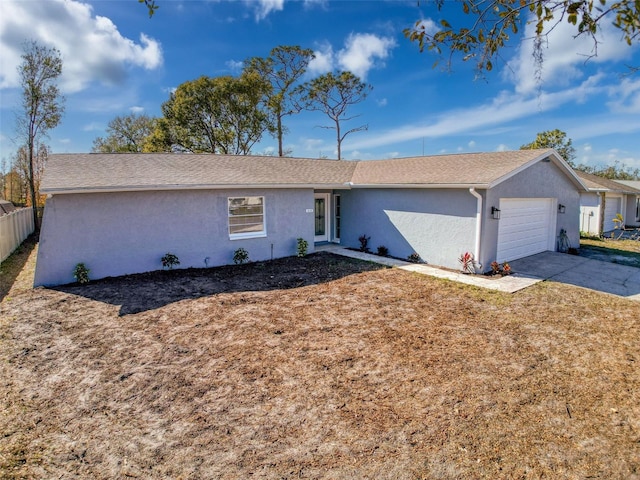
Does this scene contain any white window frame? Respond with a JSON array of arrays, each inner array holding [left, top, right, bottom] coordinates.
[[228, 196, 267, 240]]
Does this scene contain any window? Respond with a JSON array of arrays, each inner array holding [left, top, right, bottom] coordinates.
[[334, 194, 341, 241], [228, 196, 266, 239]]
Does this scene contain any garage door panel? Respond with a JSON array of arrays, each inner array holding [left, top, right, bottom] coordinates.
[[500, 222, 547, 236], [496, 198, 555, 262], [603, 196, 622, 232]]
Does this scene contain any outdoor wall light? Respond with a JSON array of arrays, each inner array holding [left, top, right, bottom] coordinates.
[[491, 206, 501, 220], [558, 204, 566, 214]]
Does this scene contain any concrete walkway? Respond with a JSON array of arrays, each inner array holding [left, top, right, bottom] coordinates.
[[317, 246, 640, 301], [315, 245, 542, 294]]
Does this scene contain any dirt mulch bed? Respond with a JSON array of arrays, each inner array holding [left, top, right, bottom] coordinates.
[[1, 252, 639, 479]]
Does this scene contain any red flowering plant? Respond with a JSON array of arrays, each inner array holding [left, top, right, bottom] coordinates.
[[489, 260, 512, 276], [502, 262, 512, 275], [459, 252, 475, 274], [490, 261, 501, 275]]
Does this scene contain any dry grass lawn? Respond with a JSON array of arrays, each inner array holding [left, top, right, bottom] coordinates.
[[1, 245, 639, 479]]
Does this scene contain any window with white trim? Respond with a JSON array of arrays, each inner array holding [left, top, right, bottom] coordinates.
[[228, 196, 266, 239]]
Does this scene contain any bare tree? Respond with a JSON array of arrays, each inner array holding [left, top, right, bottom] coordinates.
[[14, 144, 49, 207], [297, 71, 371, 160], [17, 41, 64, 229]]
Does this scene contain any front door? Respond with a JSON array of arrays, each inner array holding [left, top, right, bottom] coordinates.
[[314, 193, 330, 242]]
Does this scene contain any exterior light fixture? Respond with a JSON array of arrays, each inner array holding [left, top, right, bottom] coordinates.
[[558, 204, 566, 214], [491, 206, 501, 220]]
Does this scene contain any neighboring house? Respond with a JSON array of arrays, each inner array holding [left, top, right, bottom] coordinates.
[[616, 180, 640, 228], [34, 149, 586, 286], [575, 171, 640, 235], [0, 199, 16, 215]]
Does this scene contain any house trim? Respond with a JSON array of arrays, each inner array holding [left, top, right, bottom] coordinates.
[[42, 183, 353, 196]]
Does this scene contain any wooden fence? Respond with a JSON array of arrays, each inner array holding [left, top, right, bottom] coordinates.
[[0, 207, 35, 263]]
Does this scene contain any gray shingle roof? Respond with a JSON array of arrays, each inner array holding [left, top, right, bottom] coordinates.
[[41, 149, 579, 194], [41, 153, 358, 193], [616, 180, 640, 191], [351, 149, 555, 186], [574, 170, 640, 194]]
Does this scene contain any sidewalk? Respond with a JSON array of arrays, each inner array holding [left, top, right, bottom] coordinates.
[[315, 245, 542, 293]]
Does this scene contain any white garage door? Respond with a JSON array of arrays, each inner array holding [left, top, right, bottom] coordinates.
[[496, 198, 555, 262], [603, 195, 622, 232]]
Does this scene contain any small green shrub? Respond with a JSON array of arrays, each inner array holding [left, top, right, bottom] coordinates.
[[407, 252, 422, 263], [233, 247, 249, 265], [161, 252, 180, 270], [73, 263, 90, 284], [296, 237, 309, 257], [358, 234, 371, 253], [376, 245, 389, 256]]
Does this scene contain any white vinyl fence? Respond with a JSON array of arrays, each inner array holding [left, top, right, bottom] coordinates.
[[0, 207, 35, 263]]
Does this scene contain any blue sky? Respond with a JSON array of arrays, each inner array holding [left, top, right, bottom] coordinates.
[[1, 0, 639, 169]]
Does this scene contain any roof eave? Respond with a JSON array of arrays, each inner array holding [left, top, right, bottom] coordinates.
[[42, 182, 353, 195], [349, 183, 489, 189]]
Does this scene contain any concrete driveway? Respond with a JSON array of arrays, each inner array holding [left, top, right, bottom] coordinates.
[[508, 251, 640, 301]]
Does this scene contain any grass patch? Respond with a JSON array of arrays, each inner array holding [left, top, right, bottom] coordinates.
[[580, 238, 640, 267]]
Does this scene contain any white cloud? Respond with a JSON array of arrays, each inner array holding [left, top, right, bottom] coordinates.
[[346, 75, 603, 151], [377, 98, 388, 107], [337, 33, 396, 79], [130, 106, 145, 114], [496, 144, 509, 152], [468, 140, 476, 149], [303, 0, 328, 9], [411, 18, 440, 38], [308, 33, 396, 79], [301, 137, 325, 152], [250, 0, 284, 21], [308, 43, 335, 76], [82, 122, 102, 132], [505, 15, 636, 95], [226, 59, 244, 73], [607, 78, 640, 114], [0, 0, 163, 93]]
